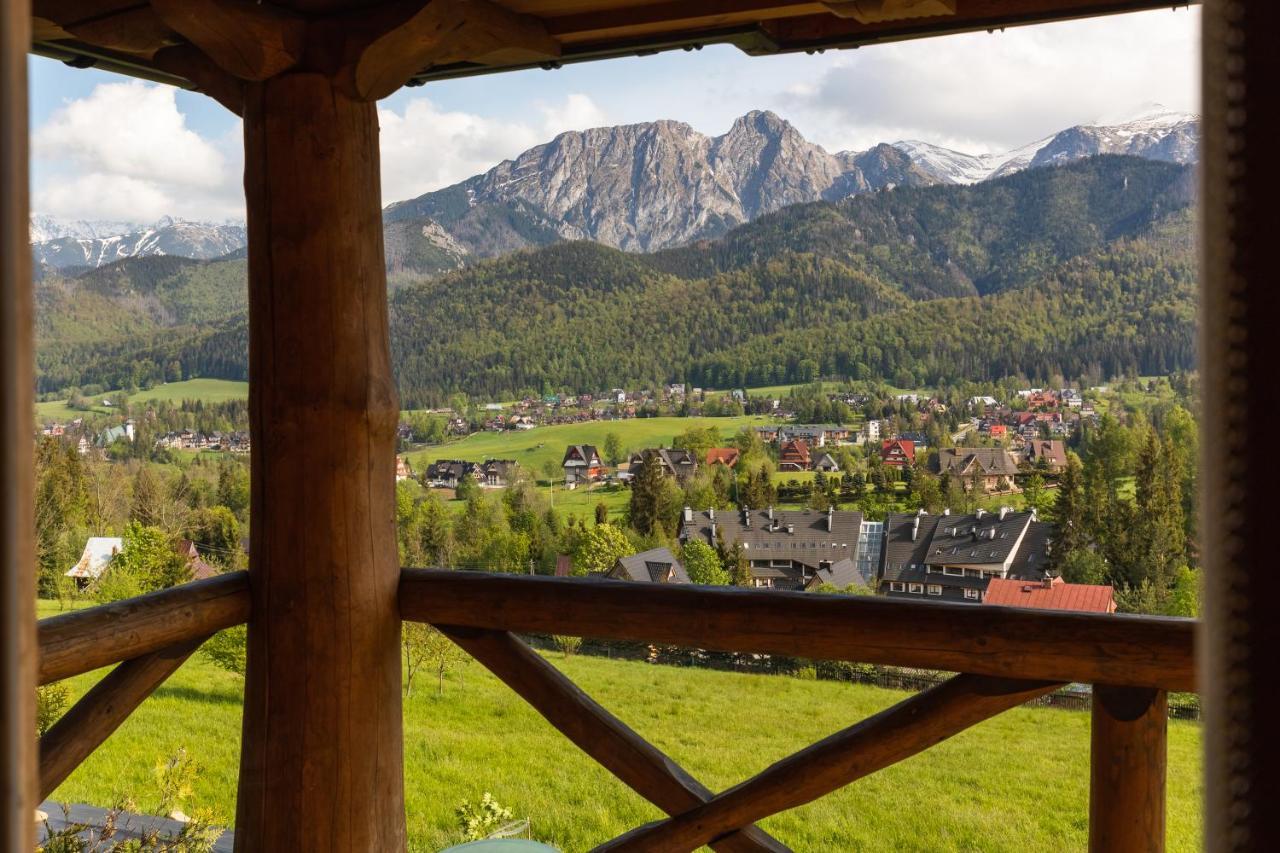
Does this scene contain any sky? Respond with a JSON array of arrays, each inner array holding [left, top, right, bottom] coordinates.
[[28, 6, 1200, 224]]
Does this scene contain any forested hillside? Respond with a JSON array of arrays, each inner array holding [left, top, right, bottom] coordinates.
[[34, 156, 1197, 404]]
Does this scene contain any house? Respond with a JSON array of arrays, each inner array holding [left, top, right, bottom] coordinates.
[[969, 396, 999, 409], [778, 424, 851, 447], [934, 447, 1021, 493], [65, 536, 123, 586], [778, 439, 811, 471], [425, 459, 477, 488], [606, 547, 690, 584], [176, 539, 219, 581], [879, 507, 1052, 604], [1025, 439, 1068, 472], [679, 506, 872, 591], [813, 453, 840, 473], [983, 576, 1115, 613], [478, 459, 517, 487], [562, 445, 604, 489], [897, 431, 929, 450], [394, 456, 413, 481], [988, 424, 1008, 440], [629, 448, 699, 484], [97, 420, 135, 448], [880, 439, 915, 468], [705, 447, 740, 468]]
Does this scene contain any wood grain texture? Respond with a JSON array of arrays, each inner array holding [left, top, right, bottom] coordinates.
[[38, 572, 250, 686], [595, 674, 1061, 852], [236, 72, 405, 852], [438, 627, 788, 853], [400, 571, 1197, 692], [1, 0, 36, 846], [349, 0, 560, 100], [150, 0, 304, 80], [152, 44, 245, 115], [39, 637, 206, 800], [1089, 686, 1167, 853]]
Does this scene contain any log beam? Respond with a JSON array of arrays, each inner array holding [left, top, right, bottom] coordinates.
[[438, 627, 788, 853], [39, 638, 206, 800], [400, 570, 1197, 692], [345, 0, 561, 101], [822, 0, 957, 23], [149, 0, 305, 80], [38, 571, 250, 686], [235, 72, 404, 851], [596, 674, 1061, 852], [1, 0, 36, 846], [1089, 686, 1167, 853]]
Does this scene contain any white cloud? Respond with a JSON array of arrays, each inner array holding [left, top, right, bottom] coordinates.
[[32, 81, 244, 221], [779, 8, 1200, 155], [378, 93, 609, 203]]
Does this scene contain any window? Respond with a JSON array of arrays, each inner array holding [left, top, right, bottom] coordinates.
[[927, 585, 942, 596], [944, 567, 963, 576], [964, 588, 981, 601], [889, 582, 905, 592], [908, 583, 924, 594], [964, 569, 981, 578]]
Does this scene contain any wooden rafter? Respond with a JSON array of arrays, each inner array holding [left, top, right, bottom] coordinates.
[[38, 637, 207, 800], [436, 626, 789, 853], [151, 44, 246, 115], [595, 674, 1062, 852], [345, 0, 561, 100], [38, 571, 250, 685], [399, 570, 1198, 692], [149, 0, 305, 80], [822, 0, 956, 23]]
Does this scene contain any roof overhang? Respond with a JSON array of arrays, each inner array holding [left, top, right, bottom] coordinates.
[[30, 0, 1196, 96]]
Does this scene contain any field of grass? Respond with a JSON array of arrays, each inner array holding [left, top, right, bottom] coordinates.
[[35, 379, 250, 421], [405, 416, 778, 475], [40, 598, 1201, 852]]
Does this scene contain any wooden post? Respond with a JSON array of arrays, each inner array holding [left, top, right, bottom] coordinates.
[[1089, 686, 1166, 853], [235, 72, 405, 851], [0, 0, 36, 847]]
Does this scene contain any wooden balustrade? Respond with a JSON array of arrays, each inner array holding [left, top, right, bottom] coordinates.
[[400, 569, 1196, 692], [38, 571, 250, 685], [28, 569, 1190, 852], [404, 569, 1192, 852]]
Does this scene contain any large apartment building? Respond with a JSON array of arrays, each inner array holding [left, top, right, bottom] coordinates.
[[878, 508, 1051, 604]]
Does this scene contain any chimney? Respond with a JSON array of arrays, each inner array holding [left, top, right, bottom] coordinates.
[[708, 508, 715, 521], [710, 522, 717, 539], [999, 506, 1010, 520], [917, 508, 928, 516], [911, 517, 920, 542], [683, 506, 693, 523], [767, 506, 774, 520], [786, 523, 795, 535], [827, 506, 835, 531], [943, 508, 951, 516], [743, 507, 751, 527], [976, 508, 985, 519]]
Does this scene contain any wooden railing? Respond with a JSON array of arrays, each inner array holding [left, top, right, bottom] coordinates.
[[33, 568, 1195, 852], [400, 569, 1195, 853]]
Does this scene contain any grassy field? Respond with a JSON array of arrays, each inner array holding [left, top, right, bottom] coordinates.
[[40, 600, 1201, 853], [35, 379, 250, 421], [405, 416, 778, 475]]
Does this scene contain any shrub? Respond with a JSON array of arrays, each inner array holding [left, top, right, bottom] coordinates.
[[456, 792, 514, 842], [37, 683, 72, 735]]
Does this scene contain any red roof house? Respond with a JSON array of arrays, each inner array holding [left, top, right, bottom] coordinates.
[[880, 439, 916, 467], [982, 576, 1115, 613], [705, 447, 741, 468], [778, 440, 811, 472]]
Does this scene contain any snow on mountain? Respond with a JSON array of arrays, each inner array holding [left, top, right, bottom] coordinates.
[[893, 107, 1198, 185], [31, 218, 247, 270]]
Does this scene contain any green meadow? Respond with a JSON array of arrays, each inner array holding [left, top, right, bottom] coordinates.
[[35, 379, 250, 420], [40, 599, 1201, 852]]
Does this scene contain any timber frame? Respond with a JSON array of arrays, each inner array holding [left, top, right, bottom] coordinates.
[[1, 0, 1273, 850]]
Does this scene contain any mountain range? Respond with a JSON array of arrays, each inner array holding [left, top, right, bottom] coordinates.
[[33, 156, 1198, 405], [30, 106, 1198, 270]]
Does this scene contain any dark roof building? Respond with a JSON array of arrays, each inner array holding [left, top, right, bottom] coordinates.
[[629, 448, 699, 483], [425, 459, 477, 487], [478, 458, 518, 486], [934, 447, 1021, 492], [606, 547, 690, 584], [679, 506, 870, 591], [879, 507, 1052, 604]]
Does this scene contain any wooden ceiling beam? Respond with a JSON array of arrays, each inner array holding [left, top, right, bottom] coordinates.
[[152, 44, 246, 115], [346, 0, 561, 101], [822, 0, 956, 24], [60, 5, 176, 56], [543, 0, 824, 43], [149, 0, 305, 80]]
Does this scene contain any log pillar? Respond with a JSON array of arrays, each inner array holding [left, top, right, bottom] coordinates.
[[1089, 685, 1166, 853], [1, 0, 36, 847], [235, 72, 405, 851]]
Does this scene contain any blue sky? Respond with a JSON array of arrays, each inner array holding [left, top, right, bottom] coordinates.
[[28, 7, 1200, 223]]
